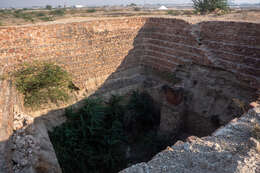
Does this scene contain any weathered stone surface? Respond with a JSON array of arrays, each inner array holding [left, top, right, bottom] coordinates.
[[10, 109, 61, 173], [121, 107, 260, 173]]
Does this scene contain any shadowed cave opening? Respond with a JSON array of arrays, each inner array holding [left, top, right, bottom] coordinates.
[[48, 64, 256, 173]]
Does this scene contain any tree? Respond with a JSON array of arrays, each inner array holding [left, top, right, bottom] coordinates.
[[129, 3, 137, 6], [46, 5, 52, 10], [192, 0, 229, 14]]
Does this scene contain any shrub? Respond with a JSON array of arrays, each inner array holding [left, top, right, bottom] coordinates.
[[36, 12, 45, 17], [50, 97, 126, 173], [192, 0, 229, 14], [40, 16, 53, 21], [50, 9, 65, 16], [86, 8, 96, 13], [134, 7, 141, 11], [13, 10, 34, 22], [12, 62, 76, 108], [167, 10, 181, 16], [50, 91, 161, 172], [129, 3, 137, 7], [124, 91, 160, 138], [46, 5, 52, 10]]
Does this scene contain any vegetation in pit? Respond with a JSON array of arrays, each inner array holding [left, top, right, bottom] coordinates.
[[12, 62, 77, 108], [50, 91, 164, 173], [192, 0, 229, 14]]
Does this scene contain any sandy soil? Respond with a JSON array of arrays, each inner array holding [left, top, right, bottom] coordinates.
[[0, 8, 259, 27]]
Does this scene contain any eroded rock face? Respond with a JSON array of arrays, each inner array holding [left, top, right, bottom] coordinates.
[[120, 107, 260, 173], [10, 111, 61, 173], [144, 64, 257, 138], [11, 111, 37, 173]]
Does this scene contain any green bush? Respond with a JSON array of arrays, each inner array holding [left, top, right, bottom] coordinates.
[[13, 10, 34, 22], [134, 7, 141, 11], [50, 97, 126, 173], [167, 10, 181, 16], [46, 5, 52, 10], [40, 16, 53, 21], [125, 91, 160, 134], [36, 12, 45, 17], [50, 91, 161, 172], [192, 0, 228, 14], [12, 62, 76, 108], [50, 9, 65, 16], [86, 8, 96, 13]]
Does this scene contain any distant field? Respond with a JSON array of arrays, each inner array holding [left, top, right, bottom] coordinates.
[[0, 7, 260, 26]]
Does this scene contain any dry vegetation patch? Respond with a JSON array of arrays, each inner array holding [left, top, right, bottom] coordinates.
[[1, 7, 259, 26], [10, 61, 78, 109]]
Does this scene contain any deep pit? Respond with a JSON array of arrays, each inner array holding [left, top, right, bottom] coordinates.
[[0, 17, 259, 173], [49, 62, 257, 173]]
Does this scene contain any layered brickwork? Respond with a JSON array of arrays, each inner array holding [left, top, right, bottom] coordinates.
[[0, 17, 259, 92], [140, 18, 209, 73], [199, 21, 260, 89], [140, 18, 260, 90], [0, 18, 146, 89]]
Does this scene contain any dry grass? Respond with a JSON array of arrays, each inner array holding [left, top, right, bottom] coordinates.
[[0, 8, 260, 26]]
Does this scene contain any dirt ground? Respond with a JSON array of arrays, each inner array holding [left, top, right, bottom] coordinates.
[[0, 7, 260, 27]]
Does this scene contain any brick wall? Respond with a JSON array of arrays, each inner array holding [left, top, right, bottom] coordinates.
[[140, 18, 208, 73], [0, 18, 146, 89], [199, 21, 260, 89], [140, 18, 260, 89], [1, 17, 259, 90]]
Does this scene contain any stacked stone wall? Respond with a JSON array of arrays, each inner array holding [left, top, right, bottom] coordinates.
[[0, 18, 146, 89], [140, 18, 260, 90]]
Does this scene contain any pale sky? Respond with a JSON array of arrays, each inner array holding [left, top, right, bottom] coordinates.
[[0, 0, 259, 8]]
